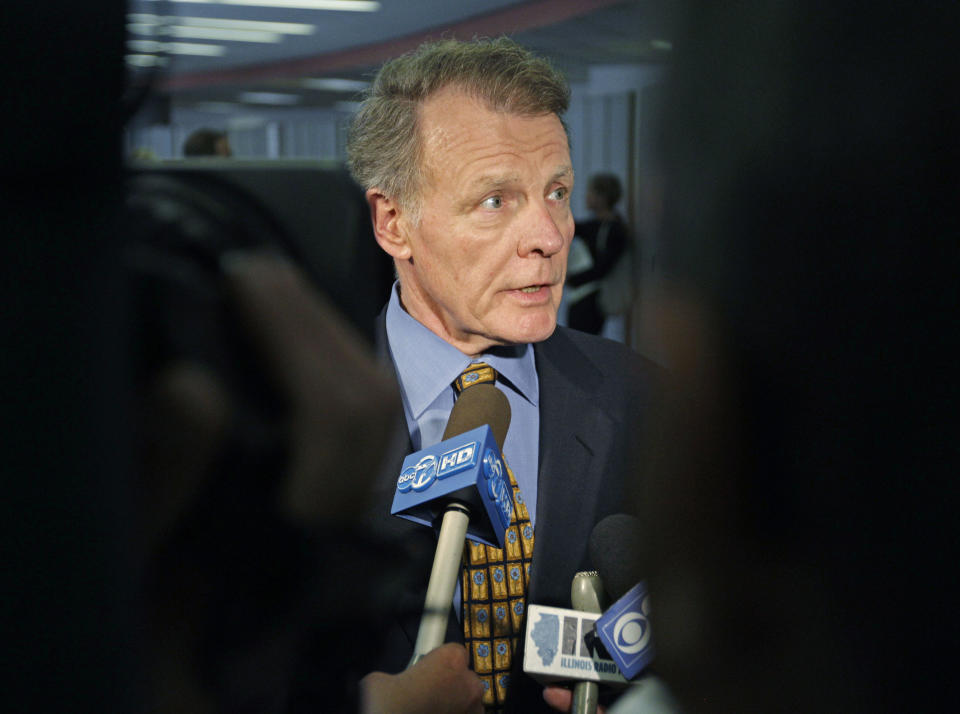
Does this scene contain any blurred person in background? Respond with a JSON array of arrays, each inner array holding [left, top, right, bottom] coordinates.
[[566, 173, 632, 336], [183, 127, 233, 158]]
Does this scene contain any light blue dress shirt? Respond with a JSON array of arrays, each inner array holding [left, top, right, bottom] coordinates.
[[384, 282, 540, 525]]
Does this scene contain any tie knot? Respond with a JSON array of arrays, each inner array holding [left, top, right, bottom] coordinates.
[[454, 362, 497, 393]]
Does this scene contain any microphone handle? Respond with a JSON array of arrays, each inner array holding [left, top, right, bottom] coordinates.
[[571, 571, 604, 714], [573, 681, 600, 714], [408, 502, 471, 667]]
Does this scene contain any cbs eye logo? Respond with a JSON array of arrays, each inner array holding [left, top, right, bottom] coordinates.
[[612, 594, 651, 655]]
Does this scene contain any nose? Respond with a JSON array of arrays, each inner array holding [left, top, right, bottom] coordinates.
[[518, 199, 567, 258]]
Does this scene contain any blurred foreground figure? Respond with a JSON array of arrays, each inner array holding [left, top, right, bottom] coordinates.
[[634, 1, 958, 712], [128, 175, 483, 713], [130, 238, 397, 711]]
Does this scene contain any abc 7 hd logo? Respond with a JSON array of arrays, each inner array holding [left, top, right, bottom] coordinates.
[[397, 454, 438, 493], [396, 441, 480, 494], [612, 592, 651, 657]]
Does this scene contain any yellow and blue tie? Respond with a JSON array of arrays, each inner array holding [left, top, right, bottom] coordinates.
[[454, 363, 534, 709]]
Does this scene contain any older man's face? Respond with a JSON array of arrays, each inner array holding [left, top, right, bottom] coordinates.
[[391, 87, 574, 355]]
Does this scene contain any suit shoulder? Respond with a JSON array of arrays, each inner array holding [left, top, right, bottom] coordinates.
[[538, 327, 664, 404], [551, 326, 663, 380]]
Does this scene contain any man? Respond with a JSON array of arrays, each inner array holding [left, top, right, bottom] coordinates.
[[183, 127, 232, 158], [347, 38, 655, 712]]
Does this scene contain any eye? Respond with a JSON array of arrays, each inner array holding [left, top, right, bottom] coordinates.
[[549, 187, 568, 201], [481, 195, 503, 209]]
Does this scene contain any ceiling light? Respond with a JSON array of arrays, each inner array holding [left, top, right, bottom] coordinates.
[[127, 39, 226, 56], [128, 14, 315, 35], [167, 41, 228, 56], [181, 17, 315, 34], [129, 23, 281, 42], [239, 91, 301, 105], [125, 54, 170, 68], [300, 78, 370, 92], [170, 26, 284, 43], [141, 0, 380, 11]]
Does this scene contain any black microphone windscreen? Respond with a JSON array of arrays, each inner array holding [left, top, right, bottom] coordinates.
[[442, 383, 511, 451], [588, 514, 644, 602]]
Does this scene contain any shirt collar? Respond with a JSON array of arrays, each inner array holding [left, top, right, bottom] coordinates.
[[482, 344, 539, 408], [385, 282, 539, 419]]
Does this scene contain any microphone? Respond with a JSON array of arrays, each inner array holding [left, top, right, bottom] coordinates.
[[521, 516, 643, 690], [588, 514, 643, 602], [391, 384, 513, 665], [570, 571, 604, 714], [523, 577, 628, 689], [523, 517, 674, 713], [589, 514, 655, 680]]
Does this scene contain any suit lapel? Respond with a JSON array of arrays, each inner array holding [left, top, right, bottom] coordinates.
[[529, 328, 614, 606]]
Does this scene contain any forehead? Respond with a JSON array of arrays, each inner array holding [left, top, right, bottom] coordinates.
[[417, 87, 571, 188]]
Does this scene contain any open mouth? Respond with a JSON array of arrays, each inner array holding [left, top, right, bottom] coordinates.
[[510, 284, 553, 302]]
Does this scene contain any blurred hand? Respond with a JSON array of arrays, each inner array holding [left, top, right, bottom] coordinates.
[[221, 251, 402, 526], [360, 643, 484, 714], [543, 685, 608, 714]]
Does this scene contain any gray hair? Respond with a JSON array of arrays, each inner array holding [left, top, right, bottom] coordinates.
[[346, 37, 570, 222]]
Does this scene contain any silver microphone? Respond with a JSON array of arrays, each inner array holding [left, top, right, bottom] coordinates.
[[571, 570, 605, 714]]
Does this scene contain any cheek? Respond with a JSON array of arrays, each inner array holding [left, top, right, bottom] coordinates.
[[411, 228, 461, 283], [468, 244, 513, 293], [425, 252, 489, 312]]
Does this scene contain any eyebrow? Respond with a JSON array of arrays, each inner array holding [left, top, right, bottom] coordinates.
[[468, 173, 521, 193], [467, 165, 574, 193], [550, 165, 575, 184]]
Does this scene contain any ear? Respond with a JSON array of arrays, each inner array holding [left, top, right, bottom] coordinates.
[[366, 188, 412, 261]]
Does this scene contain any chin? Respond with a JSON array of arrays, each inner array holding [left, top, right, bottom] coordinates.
[[504, 311, 558, 345]]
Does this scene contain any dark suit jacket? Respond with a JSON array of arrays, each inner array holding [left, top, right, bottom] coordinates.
[[364, 316, 658, 712]]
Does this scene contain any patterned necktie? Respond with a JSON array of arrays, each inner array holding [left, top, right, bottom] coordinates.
[[454, 363, 535, 709]]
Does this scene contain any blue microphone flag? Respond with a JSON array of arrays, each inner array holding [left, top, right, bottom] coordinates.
[[595, 581, 655, 680], [391, 425, 512, 548]]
